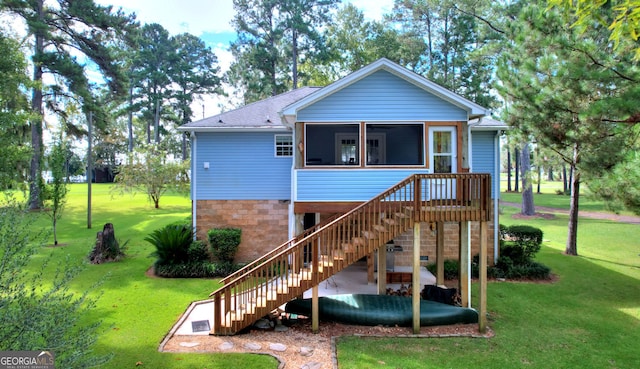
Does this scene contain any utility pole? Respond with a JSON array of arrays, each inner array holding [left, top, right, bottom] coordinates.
[[87, 111, 92, 229]]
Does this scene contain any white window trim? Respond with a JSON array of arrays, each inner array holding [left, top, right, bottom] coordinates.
[[274, 134, 293, 157], [429, 126, 457, 173]]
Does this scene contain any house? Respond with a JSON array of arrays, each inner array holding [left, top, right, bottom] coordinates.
[[178, 58, 506, 335]]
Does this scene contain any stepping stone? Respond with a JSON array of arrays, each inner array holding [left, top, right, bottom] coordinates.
[[301, 362, 322, 369], [219, 341, 234, 350], [269, 343, 287, 352], [244, 342, 262, 350], [254, 318, 274, 330], [299, 346, 314, 357], [179, 342, 200, 348]]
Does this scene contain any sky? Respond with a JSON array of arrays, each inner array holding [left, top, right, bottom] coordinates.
[[96, 0, 395, 72], [91, 0, 395, 116]]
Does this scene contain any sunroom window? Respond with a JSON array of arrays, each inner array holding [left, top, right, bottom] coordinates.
[[305, 124, 360, 165], [366, 124, 424, 166], [304, 123, 424, 167]]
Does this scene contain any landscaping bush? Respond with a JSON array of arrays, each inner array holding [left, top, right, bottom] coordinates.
[[213, 261, 240, 277], [208, 228, 241, 263], [145, 223, 218, 278], [154, 261, 217, 278], [145, 223, 193, 265], [426, 259, 460, 280], [502, 224, 543, 262], [187, 240, 210, 262]]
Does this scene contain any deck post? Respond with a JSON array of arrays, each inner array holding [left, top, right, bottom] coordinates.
[[459, 221, 470, 307], [478, 221, 488, 333], [412, 222, 421, 334], [377, 246, 387, 294], [436, 222, 445, 286], [312, 285, 319, 333]]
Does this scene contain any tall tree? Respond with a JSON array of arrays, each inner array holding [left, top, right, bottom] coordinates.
[[171, 33, 222, 159], [549, 0, 640, 59], [389, 0, 499, 108], [228, 0, 338, 103], [130, 23, 175, 145], [496, 0, 640, 255], [0, 32, 32, 190], [1, 0, 135, 209]]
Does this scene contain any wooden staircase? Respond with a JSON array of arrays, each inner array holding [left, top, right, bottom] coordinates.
[[209, 173, 491, 335]]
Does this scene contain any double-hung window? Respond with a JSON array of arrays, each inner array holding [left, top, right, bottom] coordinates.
[[275, 134, 293, 157]]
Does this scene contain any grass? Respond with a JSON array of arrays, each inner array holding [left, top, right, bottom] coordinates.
[[14, 180, 640, 368], [499, 177, 636, 216], [336, 180, 640, 368], [17, 184, 278, 369]]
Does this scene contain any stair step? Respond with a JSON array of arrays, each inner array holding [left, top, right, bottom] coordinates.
[[299, 268, 314, 280], [383, 218, 397, 225], [395, 212, 410, 218], [361, 230, 378, 239], [372, 224, 387, 233]]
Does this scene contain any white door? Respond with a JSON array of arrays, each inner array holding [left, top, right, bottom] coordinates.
[[429, 127, 457, 200]]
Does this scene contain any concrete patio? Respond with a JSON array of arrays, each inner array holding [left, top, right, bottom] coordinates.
[[167, 261, 436, 337]]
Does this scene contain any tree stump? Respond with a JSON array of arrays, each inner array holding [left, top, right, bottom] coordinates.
[[89, 223, 123, 264]]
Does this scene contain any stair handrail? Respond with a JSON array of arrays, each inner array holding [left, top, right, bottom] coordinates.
[[208, 173, 491, 334], [210, 174, 417, 296], [219, 213, 343, 285]]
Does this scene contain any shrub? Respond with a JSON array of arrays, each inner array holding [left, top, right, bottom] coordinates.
[[187, 240, 210, 262], [502, 224, 543, 262], [213, 261, 240, 277], [208, 228, 241, 263], [145, 224, 193, 265], [154, 261, 217, 278], [426, 259, 460, 280]]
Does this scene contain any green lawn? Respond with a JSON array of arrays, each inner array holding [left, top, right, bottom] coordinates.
[[15, 182, 640, 368], [336, 186, 640, 368], [20, 184, 277, 369]]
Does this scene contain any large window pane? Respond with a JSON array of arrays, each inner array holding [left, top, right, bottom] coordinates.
[[366, 124, 423, 165], [305, 124, 359, 166]]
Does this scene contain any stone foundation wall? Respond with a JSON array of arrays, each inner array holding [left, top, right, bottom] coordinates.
[[195, 200, 289, 263]]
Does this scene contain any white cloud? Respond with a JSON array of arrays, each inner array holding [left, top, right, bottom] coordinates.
[[96, 0, 235, 36]]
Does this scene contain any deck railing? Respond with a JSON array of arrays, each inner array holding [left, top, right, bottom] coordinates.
[[209, 173, 491, 335]]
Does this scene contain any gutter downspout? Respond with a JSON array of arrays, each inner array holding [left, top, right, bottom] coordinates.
[[191, 132, 197, 240], [494, 130, 501, 263]]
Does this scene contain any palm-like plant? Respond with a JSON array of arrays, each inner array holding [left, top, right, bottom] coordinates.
[[144, 224, 193, 265]]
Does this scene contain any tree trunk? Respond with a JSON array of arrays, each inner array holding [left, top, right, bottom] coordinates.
[[292, 29, 298, 89], [547, 166, 554, 181], [536, 155, 542, 194], [566, 171, 580, 255], [154, 98, 160, 143], [29, 0, 45, 210], [128, 82, 134, 152], [562, 164, 568, 194], [507, 149, 512, 192], [514, 147, 520, 192], [89, 223, 121, 264], [520, 143, 535, 215], [566, 145, 580, 255]]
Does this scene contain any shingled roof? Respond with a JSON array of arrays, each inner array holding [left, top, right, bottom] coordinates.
[[178, 87, 321, 132]]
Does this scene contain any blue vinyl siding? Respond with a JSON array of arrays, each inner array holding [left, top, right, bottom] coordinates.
[[194, 132, 292, 200], [295, 169, 430, 201], [471, 131, 498, 198], [297, 70, 467, 122]]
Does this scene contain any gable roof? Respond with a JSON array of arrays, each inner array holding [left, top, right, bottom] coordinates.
[[281, 58, 490, 124], [178, 87, 320, 132]]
